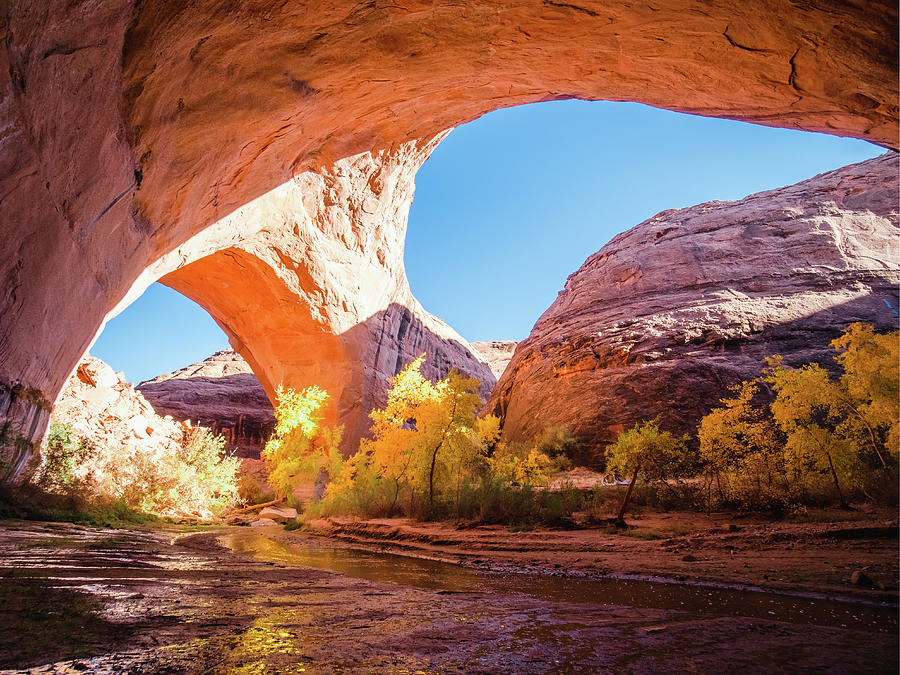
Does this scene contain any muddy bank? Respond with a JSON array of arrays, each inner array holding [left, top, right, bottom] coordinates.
[[0, 520, 897, 673], [302, 508, 900, 603]]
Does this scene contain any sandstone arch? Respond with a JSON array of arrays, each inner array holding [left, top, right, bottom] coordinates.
[[1, 0, 897, 481], [157, 139, 496, 447]]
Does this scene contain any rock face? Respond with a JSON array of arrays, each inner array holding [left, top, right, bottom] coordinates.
[[470, 341, 519, 380], [51, 356, 191, 473], [152, 136, 498, 448], [1, 0, 897, 482], [138, 351, 275, 458], [488, 154, 900, 462]]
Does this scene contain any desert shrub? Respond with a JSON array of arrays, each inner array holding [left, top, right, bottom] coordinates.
[[33, 423, 96, 499], [532, 426, 580, 467], [486, 441, 555, 488], [452, 478, 585, 527], [32, 423, 239, 519], [306, 451, 397, 518], [147, 428, 240, 517]]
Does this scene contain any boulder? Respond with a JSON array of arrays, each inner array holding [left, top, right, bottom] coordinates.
[[849, 570, 881, 589], [249, 518, 279, 528], [258, 506, 298, 523], [52, 356, 188, 467]]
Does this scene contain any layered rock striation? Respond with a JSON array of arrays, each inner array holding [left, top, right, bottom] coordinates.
[[487, 154, 900, 461], [138, 351, 275, 458]]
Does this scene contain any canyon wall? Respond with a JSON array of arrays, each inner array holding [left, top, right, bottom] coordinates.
[[470, 341, 519, 380], [487, 154, 900, 462], [138, 351, 275, 458], [1, 0, 897, 481]]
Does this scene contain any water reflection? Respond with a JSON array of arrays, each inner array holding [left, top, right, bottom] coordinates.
[[223, 614, 309, 674], [222, 528, 898, 634]]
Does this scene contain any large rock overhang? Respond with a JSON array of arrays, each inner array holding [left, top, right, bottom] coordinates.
[[0, 0, 897, 481]]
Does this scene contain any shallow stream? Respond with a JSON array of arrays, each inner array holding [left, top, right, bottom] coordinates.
[[1, 522, 896, 672], [222, 528, 897, 635]]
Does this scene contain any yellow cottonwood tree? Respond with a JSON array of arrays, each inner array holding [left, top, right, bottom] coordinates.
[[831, 323, 899, 466], [332, 355, 485, 515], [606, 421, 685, 524], [766, 361, 854, 505], [698, 381, 784, 505], [263, 385, 343, 500]]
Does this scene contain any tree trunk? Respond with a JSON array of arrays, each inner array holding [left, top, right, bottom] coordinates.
[[840, 397, 887, 469], [806, 428, 849, 508], [389, 478, 401, 515], [428, 395, 459, 511], [615, 465, 640, 525], [824, 448, 849, 508]]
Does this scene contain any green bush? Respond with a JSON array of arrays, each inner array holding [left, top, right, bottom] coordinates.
[[33, 423, 96, 499], [31, 423, 240, 520]]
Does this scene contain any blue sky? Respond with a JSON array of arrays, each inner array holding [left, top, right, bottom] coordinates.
[[94, 100, 882, 383]]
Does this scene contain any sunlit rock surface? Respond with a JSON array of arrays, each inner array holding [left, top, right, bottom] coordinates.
[[1, 0, 897, 481], [51, 356, 190, 471], [138, 351, 274, 458], [146, 137, 497, 452], [488, 154, 900, 460], [470, 341, 519, 380]]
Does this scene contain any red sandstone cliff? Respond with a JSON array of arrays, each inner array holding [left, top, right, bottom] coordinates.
[[138, 351, 274, 459], [487, 154, 900, 462]]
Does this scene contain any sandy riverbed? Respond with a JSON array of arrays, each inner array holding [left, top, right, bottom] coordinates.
[[301, 506, 899, 602], [0, 515, 896, 673]]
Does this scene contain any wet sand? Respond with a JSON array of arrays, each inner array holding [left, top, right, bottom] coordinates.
[[303, 508, 900, 602], [0, 519, 897, 673]]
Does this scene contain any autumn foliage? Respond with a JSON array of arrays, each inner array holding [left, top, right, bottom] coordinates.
[[261, 355, 569, 522], [605, 421, 688, 522], [262, 385, 343, 501], [697, 323, 898, 509], [263, 324, 896, 524], [318, 356, 497, 517]]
